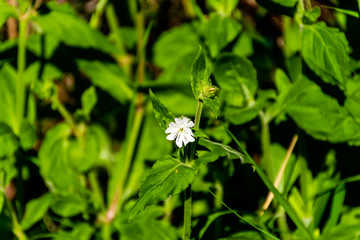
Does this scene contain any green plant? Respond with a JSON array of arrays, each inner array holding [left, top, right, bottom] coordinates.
[[1, 0, 360, 239]]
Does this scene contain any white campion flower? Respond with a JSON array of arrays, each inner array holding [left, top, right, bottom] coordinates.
[[165, 117, 195, 148]]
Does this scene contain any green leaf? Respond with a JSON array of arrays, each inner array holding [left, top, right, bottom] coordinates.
[[285, 77, 360, 144], [21, 193, 52, 230], [153, 23, 199, 69], [81, 86, 97, 115], [149, 89, 176, 131], [214, 53, 257, 107], [0, 64, 18, 132], [323, 184, 346, 233], [50, 195, 87, 217], [67, 124, 110, 173], [128, 156, 198, 221], [77, 60, 133, 104], [190, 47, 212, 100], [33, 2, 120, 55], [268, 0, 297, 7], [302, 22, 351, 88], [0, 1, 16, 28], [0, 123, 19, 157], [275, 68, 292, 94], [204, 13, 242, 58], [198, 211, 231, 239], [19, 121, 37, 150], [304, 6, 321, 23], [203, 97, 219, 118], [38, 123, 85, 193], [325, 6, 359, 18], [118, 208, 179, 240], [207, 0, 239, 14], [195, 138, 247, 165]]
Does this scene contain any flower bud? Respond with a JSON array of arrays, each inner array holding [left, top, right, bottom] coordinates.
[[203, 85, 219, 99]]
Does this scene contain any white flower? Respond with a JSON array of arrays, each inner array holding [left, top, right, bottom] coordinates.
[[165, 117, 195, 148]]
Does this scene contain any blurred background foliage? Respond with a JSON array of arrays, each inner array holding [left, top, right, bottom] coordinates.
[[1, 0, 360, 239]]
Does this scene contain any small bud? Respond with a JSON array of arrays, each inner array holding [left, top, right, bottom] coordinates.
[[203, 85, 219, 99]]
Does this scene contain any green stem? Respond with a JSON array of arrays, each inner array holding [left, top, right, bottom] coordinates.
[[183, 100, 203, 240], [106, 105, 144, 221], [89, 170, 105, 211], [136, 11, 145, 84], [89, 0, 109, 28], [183, 185, 192, 240], [101, 222, 111, 240], [259, 111, 274, 181], [105, 3, 125, 55], [5, 197, 28, 240], [181, 0, 195, 18], [56, 101, 76, 130], [15, 17, 28, 135], [194, 100, 203, 131]]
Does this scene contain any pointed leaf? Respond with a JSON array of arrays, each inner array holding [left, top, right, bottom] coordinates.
[[190, 47, 211, 100], [195, 138, 248, 165], [33, 2, 120, 55], [214, 53, 257, 107], [204, 13, 242, 58], [285, 77, 360, 144], [21, 193, 52, 230], [302, 22, 351, 89], [81, 86, 97, 115], [77, 60, 133, 104], [0, 123, 19, 157], [129, 156, 198, 220], [149, 89, 175, 131], [203, 97, 219, 118]]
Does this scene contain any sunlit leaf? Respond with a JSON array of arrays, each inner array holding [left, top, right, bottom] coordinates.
[[302, 22, 351, 89], [214, 53, 257, 107], [204, 13, 242, 58], [0, 123, 19, 157], [195, 138, 247, 165], [21, 193, 52, 230], [285, 77, 360, 144], [19, 121, 36, 150], [153, 23, 199, 69], [128, 156, 198, 220], [118, 207, 178, 240], [77, 60, 133, 104], [149, 89, 175, 131], [38, 123, 84, 193], [0, 64, 18, 132], [33, 2, 120, 55], [81, 86, 97, 115], [190, 46, 211, 100], [50, 195, 87, 217]]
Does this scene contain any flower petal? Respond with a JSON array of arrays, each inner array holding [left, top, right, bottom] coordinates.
[[183, 131, 195, 143], [175, 135, 182, 148], [165, 126, 177, 134], [166, 131, 178, 141]]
